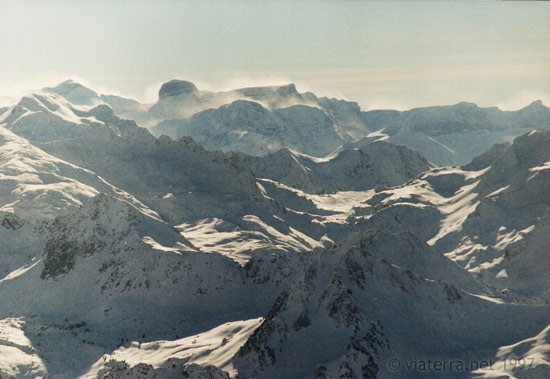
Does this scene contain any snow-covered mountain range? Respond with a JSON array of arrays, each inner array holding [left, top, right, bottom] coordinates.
[[38, 79, 550, 166], [0, 80, 549, 378]]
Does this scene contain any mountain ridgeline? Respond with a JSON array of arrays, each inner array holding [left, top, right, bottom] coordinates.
[[39, 79, 550, 166], [142, 80, 550, 166]]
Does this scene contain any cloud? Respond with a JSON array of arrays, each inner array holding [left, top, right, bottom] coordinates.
[[143, 80, 168, 103]]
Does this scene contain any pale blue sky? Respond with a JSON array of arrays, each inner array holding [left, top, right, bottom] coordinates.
[[1, 0, 549, 110]]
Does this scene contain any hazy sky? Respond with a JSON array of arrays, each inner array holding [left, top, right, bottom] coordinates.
[[1, 0, 550, 110]]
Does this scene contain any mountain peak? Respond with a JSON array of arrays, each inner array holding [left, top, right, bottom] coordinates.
[[44, 80, 99, 105], [275, 83, 297, 93], [455, 101, 478, 108], [516, 100, 550, 117], [524, 99, 546, 109], [59, 79, 77, 86], [158, 79, 199, 100], [47, 79, 95, 94]]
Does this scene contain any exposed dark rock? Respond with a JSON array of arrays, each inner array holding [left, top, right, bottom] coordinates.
[[158, 80, 198, 99], [41, 239, 76, 280]]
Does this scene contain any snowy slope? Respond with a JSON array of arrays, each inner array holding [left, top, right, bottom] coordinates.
[[440, 130, 550, 302], [228, 141, 432, 194], [473, 323, 550, 379], [0, 124, 160, 221], [0, 92, 104, 142], [98, 362, 231, 379], [151, 100, 347, 157], [0, 186, 328, 377], [347, 131, 550, 306], [0, 119, 333, 376], [44, 80, 148, 124], [361, 101, 550, 165], [0, 91, 354, 266], [0, 194, 276, 377], [19, 87, 550, 302], [33, 115, 436, 266], [233, 231, 549, 379], [83, 318, 263, 378], [28, 117, 337, 262], [0, 117, 281, 376], [0, 318, 48, 378]]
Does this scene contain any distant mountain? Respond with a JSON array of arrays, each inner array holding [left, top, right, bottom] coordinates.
[[41, 79, 550, 166], [147, 80, 550, 166], [153, 100, 348, 157], [0, 92, 103, 142], [148, 80, 334, 121], [149, 81, 368, 157], [44, 80, 102, 106], [44, 80, 148, 124], [361, 100, 550, 165]]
